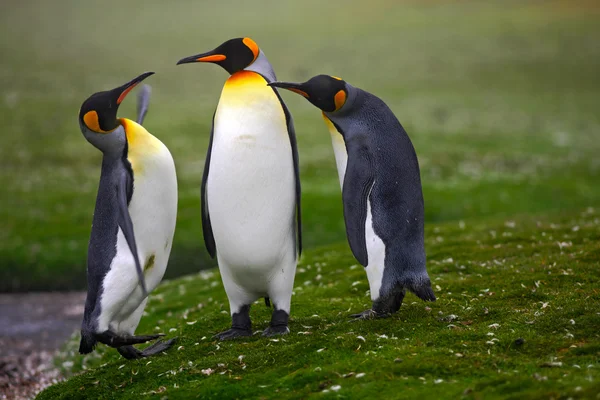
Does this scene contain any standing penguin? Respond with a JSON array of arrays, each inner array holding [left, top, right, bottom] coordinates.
[[78, 73, 178, 359], [176, 38, 301, 339], [270, 75, 435, 319]]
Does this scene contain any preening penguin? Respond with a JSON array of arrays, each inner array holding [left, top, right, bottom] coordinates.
[[270, 75, 435, 319], [177, 38, 301, 339], [78, 73, 178, 359]]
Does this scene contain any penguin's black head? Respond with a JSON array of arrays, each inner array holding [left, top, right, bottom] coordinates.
[[269, 75, 348, 113], [176, 37, 260, 75], [79, 72, 154, 134]]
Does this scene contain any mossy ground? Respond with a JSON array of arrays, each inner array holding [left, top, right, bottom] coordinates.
[[39, 209, 600, 399]]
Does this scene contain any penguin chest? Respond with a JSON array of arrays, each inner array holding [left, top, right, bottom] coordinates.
[[207, 71, 296, 269], [127, 146, 178, 290], [323, 114, 348, 189]]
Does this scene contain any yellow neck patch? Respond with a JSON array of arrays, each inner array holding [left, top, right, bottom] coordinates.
[[334, 90, 346, 111], [120, 118, 162, 176], [83, 110, 112, 133]]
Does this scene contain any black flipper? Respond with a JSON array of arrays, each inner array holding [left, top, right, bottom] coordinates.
[[116, 170, 148, 296], [136, 84, 151, 125], [201, 111, 217, 258], [342, 137, 375, 266], [272, 87, 302, 255]]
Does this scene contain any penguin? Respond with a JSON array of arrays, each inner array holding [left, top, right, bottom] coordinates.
[[78, 73, 178, 359], [176, 37, 301, 339], [270, 75, 435, 319]]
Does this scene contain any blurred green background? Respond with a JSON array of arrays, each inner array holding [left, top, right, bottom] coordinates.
[[1, 0, 598, 291]]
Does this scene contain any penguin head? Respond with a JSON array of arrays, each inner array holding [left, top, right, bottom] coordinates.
[[79, 72, 154, 152], [269, 75, 349, 113], [176, 37, 260, 75]]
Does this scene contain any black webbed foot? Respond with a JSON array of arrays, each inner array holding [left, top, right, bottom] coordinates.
[[141, 338, 177, 356], [262, 308, 290, 336], [349, 309, 380, 320], [116, 337, 177, 360], [96, 330, 164, 348], [117, 345, 143, 359], [214, 328, 253, 341], [215, 305, 251, 341]]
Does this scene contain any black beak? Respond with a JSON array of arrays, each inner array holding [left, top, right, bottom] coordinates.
[[176, 50, 226, 65], [115, 72, 155, 105], [268, 81, 310, 98]]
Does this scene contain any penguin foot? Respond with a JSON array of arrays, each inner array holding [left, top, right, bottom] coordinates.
[[263, 308, 289, 336], [349, 309, 381, 320], [141, 338, 177, 357], [117, 345, 143, 360], [116, 338, 177, 360], [214, 328, 253, 341], [262, 325, 290, 337], [96, 330, 165, 348]]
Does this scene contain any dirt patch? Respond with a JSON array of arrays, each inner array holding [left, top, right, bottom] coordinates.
[[0, 292, 85, 400]]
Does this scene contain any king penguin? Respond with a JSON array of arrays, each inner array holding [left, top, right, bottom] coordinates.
[[176, 38, 301, 339], [78, 73, 178, 358], [270, 75, 435, 319]]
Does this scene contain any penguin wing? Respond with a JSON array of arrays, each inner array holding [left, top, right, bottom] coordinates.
[[272, 88, 302, 255], [201, 111, 217, 259], [116, 169, 148, 296], [342, 138, 375, 266], [136, 84, 151, 125]]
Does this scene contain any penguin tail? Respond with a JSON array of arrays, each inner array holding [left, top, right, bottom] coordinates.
[[403, 275, 436, 302], [264, 297, 271, 308], [412, 284, 436, 302], [79, 329, 97, 354], [136, 84, 151, 125]]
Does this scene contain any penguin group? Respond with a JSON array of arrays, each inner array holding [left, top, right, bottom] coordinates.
[[77, 37, 435, 360]]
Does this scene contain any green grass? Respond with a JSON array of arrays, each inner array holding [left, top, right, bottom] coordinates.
[[39, 209, 600, 399], [1, 0, 600, 290]]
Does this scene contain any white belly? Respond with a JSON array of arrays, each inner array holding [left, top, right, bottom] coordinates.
[[364, 192, 386, 301], [207, 82, 296, 287], [99, 143, 178, 329]]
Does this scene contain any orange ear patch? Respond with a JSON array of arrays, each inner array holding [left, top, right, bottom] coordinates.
[[243, 37, 260, 62], [197, 54, 227, 62], [83, 110, 108, 133], [334, 90, 346, 111], [289, 88, 310, 98]]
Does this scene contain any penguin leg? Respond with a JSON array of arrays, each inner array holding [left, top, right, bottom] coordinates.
[[263, 257, 295, 336], [215, 262, 257, 340], [350, 261, 387, 320], [214, 304, 253, 341]]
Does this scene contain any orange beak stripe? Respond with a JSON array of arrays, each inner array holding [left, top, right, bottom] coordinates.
[[117, 83, 139, 105], [289, 88, 309, 98], [196, 54, 226, 62], [334, 90, 346, 111]]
